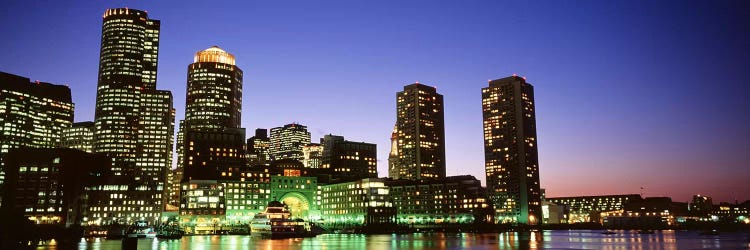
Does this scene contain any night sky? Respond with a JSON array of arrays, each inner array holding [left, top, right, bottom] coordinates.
[[1, 1, 748, 202]]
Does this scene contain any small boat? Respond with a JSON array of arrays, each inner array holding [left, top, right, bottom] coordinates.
[[156, 229, 184, 240], [250, 201, 319, 239], [601, 230, 616, 235]]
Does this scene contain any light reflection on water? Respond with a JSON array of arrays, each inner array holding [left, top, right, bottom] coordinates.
[[37, 230, 750, 250]]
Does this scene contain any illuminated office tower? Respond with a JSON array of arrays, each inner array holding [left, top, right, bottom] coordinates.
[[302, 143, 323, 168], [60, 122, 95, 153], [0, 72, 74, 187], [92, 8, 173, 223], [482, 76, 541, 225], [320, 134, 377, 181], [391, 83, 445, 180], [269, 124, 311, 162], [246, 128, 270, 166], [183, 46, 243, 131]]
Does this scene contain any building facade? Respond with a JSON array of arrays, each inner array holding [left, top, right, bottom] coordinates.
[[320, 134, 377, 182], [246, 128, 270, 166], [386, 175, 493, 227], [547, 194, 642, 223], [92, 8, 174, 224], [391, 83, 445, 180], [0, 148, 110, 227], [60, 122, 95, 153], [319, 178, 394, 229], [302, 143, 323, 169], [0, 72, 74, 187], [269, 124, 311, 162], [183, 46, 243, 131], [482, 76, 542, 224]]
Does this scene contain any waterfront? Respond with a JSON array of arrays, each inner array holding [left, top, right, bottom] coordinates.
[[39, 230, 750, 250]]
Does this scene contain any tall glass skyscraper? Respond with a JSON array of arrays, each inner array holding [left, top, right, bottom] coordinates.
[[390, 83, 446, 180], [92, 8, 174, 224], [482, 76, 541, 225]]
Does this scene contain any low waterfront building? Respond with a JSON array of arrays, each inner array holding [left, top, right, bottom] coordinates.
[[546, 194, 642, 223], [385, 175, 493, 227], [0, 148, 110, 227], [319, 178, 395, 229]]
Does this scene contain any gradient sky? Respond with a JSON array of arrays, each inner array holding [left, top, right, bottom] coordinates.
[[1, 1, 748, 202]]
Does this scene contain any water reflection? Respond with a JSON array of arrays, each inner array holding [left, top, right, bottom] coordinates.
[[36, 230, 750, 250]]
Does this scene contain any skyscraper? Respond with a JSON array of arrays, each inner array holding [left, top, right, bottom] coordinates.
[[183, 46, 243, 131], [0, 72, 74, 187], [391, 83, 445, 180], [269, 124, 311, 162], [482, 76, 541, 225], [92, 8, 174, 223]]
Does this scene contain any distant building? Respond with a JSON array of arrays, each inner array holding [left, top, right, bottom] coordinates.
[[689, 194, 713, 216], [0, 72, 74, 187], [385, 175, 493, 227], [391, 83, 445, 180], [482, 76, 542, 225], [714, 201, 750, 223], [246, 129, 270, 166], [60, 122, 95, 153], [602, 197, 687, 228], [269, 123, 311, 162], [320, 134, 377, 182], [0, 148, 110, 227], [302, 143, 323, 168], [547, 194, 642, 223]]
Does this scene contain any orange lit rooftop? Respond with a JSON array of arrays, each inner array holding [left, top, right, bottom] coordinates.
[[194, 46, 236, 65]]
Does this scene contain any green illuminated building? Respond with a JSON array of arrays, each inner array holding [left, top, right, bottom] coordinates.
[[319, 178, 394, 229], [386, 175, 493, 227]]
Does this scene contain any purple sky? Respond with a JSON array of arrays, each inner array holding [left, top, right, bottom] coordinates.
[[1, 1, 748, 202]]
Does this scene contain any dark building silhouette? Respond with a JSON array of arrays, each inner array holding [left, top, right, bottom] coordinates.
[[92, 8, 174, 224], [482, 76, 541, 225], [247, 129, 270, 166], [391, 83, 445, 180], [0, 72, 74, 192], [0, 148, 110, 227], [320, 134, 377, 182], [689, 194, 713, 216]]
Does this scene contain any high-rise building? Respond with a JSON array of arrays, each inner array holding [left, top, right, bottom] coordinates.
[[269, 124, 310, 162], [391, 83, 445, 180], [183, 46, 243, 131], [92, 8, 174, 223], [0, 72, 74, 187], [320, 134, 377, 182], [302, 143, 323, 168], [60, 122, 95, 153], [246, 128, 270, 166], [482, 76, 542, 225]]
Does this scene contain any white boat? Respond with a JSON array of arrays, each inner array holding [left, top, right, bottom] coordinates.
[[250, 201, 317, 239]]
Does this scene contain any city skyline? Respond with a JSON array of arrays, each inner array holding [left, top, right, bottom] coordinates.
[[1, 1, 748, 202]]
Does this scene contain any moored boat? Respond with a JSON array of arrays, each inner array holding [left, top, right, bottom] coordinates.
[[250, 201, 319, 239]]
